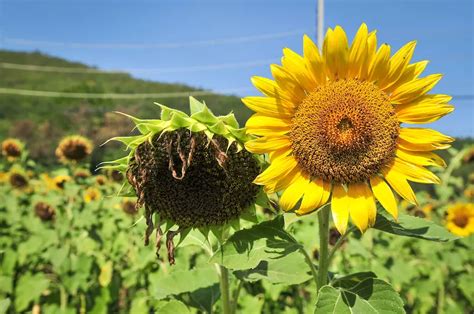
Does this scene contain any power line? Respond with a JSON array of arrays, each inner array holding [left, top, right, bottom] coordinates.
[[0, 58, 279, 74], [0, 87, 254, 99], [4, 29, 306, 49]]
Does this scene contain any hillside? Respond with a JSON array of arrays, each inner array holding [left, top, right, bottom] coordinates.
[[0, 50, 253, 163]]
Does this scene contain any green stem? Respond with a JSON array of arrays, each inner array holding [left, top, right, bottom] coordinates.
[[327, 226, 355, 264], [219, 264, 231, 314], [59, 285, 67, 311], [300, 246, 319, 288], [317, 205, 330, 290], [231, 279, 244, 314]]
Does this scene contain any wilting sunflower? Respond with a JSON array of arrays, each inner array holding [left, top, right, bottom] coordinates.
[[84, 187, 102, 203], [8, 168, 29, 190], [102, 97, 261, 263], [244, 23, 454, 233], [34, 202, 56, 221], [1, 138, 24, 161], [445, 203, 474, 237], [56, 135, 93, 164]]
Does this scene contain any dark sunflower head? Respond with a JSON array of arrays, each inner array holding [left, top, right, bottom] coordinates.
[[55, 135, 93, 164], [35, 202, 56, 221], [102, 97, 263, 264], [1, 138, 24, 160], [9, 171, 29, 189]]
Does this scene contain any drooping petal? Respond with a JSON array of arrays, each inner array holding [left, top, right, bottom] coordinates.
[[331, 184, 349, 234], [396, 148, 446, 168], [245, 136, 292, 154], [241, 96, 295, 118], [253, 155, 298, 186], [296, 178, 330, 215], [347, 182, 376, 231], [383, 166, 418, 205], [279, 175, 311, 211], [347, 23, 368, 79], [370, 176, 398, 220], [391, 158, 440, 184], [323, 26, 349, 80], [303, 34, 326, 85], [391, 74, 443, 105]]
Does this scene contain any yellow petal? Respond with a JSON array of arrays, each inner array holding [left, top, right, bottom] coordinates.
[[395, 94, 454, 124], [323, 26, 349, 80], [270, 64, 306, 103], [392, 158, 440, 184], [383, 166, 418, 205], [303, 34, 326, 85], [367, 44, 391, 83], [398, 128, 454, 150], [245, 136, 292, 154], [347, 182, 375, 232], [264, 167, 301, 194], [250, 76, 293, 102], [279, 175, 310, 211], [331, 184, 349, 234], [396, 148, 446, 168], [282, 48, 317, 92], [296, 178, 330, 215], [380, 41, 416, 88], [241, 96, 295, 118], [385, 60, 428, 93], [360, 30, 377, 79], [391, 74, 443, 105], [347, 23, 368, 79], [254, 155, 298, 186], [370, 176, 398, 220], [246, 113, 291, 136]]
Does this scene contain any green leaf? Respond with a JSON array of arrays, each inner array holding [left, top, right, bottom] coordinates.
[[189, 96, 206, 115], [234, 250, 312, 285], [332, 272, 377, 289], [373, 211, 459, 242], [154, 300, 191, 314], [149, 265, 219, 300], [14, 273, 49, 311], [210, 215, 302, 270], [0, 298, 11, 314], [315, 278, 405, 314], [99, 261, 113, 287]]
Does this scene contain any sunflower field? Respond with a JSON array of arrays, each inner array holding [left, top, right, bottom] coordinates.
[[1, 23, 474, 314]]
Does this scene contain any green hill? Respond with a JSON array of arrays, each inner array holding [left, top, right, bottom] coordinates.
[[0, 50, 252, 163]]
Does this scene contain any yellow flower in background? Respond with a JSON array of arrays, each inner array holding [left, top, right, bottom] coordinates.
[[42, 174, 71, 190], [84, 187, 102, 203], [463, 146, 474, 163], [446, 203, 474, 237], [1, 138, 24, 161], [55, 135, 93, 164], [244, 23, 453, 233], [95, 175, 107, 186], [464, 186, 474, 200], [0, 172, 7, 183]]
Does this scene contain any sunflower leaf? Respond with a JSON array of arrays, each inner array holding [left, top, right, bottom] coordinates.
[[373, 210, 459, 242], [315, 277, 405, 314], [210, 215, 302, 270]]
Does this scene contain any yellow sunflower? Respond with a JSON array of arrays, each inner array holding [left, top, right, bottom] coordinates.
[[84, 187, 102, 203], [445, 203, 474, 237], [244, 24, 454, 233], [1, 138, 24, 161], [55, 135, 93, 164]]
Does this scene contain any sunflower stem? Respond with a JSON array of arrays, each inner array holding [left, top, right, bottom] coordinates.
[[218, 264, 232, 314], [317, 205, 330, 290], [327, 226, 355, 264]]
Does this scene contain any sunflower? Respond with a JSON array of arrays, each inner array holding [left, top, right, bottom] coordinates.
[[1, 138, 24, 161], [244, 24, 454, 233], [55, 135, 93, 164], [463, 146, 474, 163], [84, 187, 102, 203], [445, 203, 474, 237], [42, 174, 71, 190], [34, 202, 56, 221]]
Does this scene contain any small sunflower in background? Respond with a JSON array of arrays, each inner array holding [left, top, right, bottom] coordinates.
[[8, 169, 29, 190], [462, 146, 474, 164], [95, 175, 107, 186], [244, 23, 453, 233], [83, 187, 102, 203], [55, 135, 93, 164], [34, 202, 56, 221], [0, 171, 7, 184], [74, 168, 91, 180], [464, 186, 474, 200], [42, 174, 71, 191], [1, 138, 24, 161], [445, 203, 474, 237], [121, 197, 138, 216], [102, 97, 262, 263]]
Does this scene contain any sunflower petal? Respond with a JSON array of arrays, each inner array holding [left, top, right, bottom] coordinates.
[[303, 34, 326, 85], [348, 23, 368, 79], [398, 128, 454, 151], [380, 41, 417, 88], [264, 167, 301, 194], [331, 184, 349, 234], [282, 48, 317, 91], [246, 113, 291, 136], [385, 60, 428, 93], [347, 182, 375, 231], [360, 30, 377, 79], [270, 64, 306, 103], [383, 166, 418, 205], [279, 176, 311, 211], [391, 74, 443, 105], [370, 176, 398, 220], [395, 94, 454, 124], [296, 179, 330, 215], [250, 76, 293, 102], [323, 26, 349, 80], [396, 148, 446, 168], [367, 44, 391, 83], [254, 155, 298, 186], [392, 158, 440, 184], [245, 136, 292, 154], [242, 96, 295, 118]]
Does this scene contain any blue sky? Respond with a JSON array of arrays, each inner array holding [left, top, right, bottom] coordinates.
[[0, 0, 473, 137]]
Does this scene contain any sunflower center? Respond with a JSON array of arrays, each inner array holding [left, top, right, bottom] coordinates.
[[453, 215, 468, 228], [290, 79, 399, 184]]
